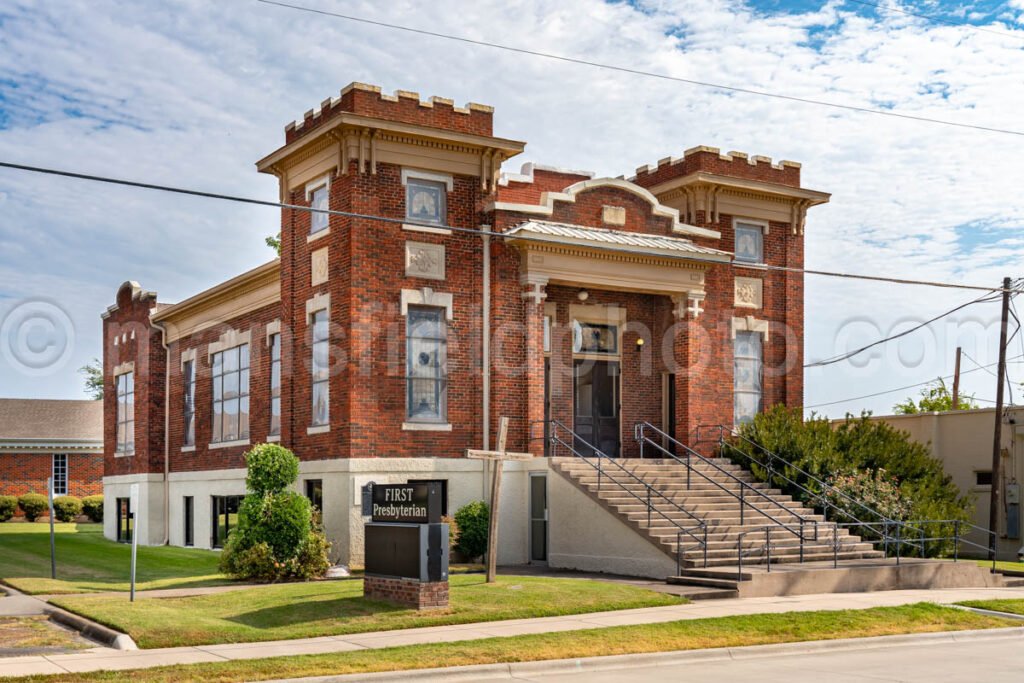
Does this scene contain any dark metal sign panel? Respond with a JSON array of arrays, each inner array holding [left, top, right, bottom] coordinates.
[[371, 482, 443, 524]]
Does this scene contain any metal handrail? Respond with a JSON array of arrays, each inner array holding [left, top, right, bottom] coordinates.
[[546, 420, 709, 568], [635, 422, 817, 543]]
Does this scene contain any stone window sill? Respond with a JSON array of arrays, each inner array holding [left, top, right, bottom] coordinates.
[[403, 223, 452, 236], [180, 445, 196, 453], [307, 424, 330, 435], [733, 261, 767, 271], [307, 228, 330, 243], [266, 434, 281, 443], [114, 451, 134, 458], [402, 422, 452, 432], [208, 439, 250, 450]]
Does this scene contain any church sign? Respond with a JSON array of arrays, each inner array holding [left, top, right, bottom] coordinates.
[[371, 482, 443, 524]]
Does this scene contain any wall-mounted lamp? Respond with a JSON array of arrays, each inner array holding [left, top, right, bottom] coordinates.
[[577, 290, 589, 302], [636, 337, 645, 350]]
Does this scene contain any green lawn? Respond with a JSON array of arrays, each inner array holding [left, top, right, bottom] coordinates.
[[975, 558, 1024, 574], [0, 523, 229, 594], [53, 575, 683, 649], [957, 599, 1024, 616], [2, 603, 1016, 683]]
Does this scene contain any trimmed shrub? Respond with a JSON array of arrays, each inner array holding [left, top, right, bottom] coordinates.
[[18, 493, 48, 522], [453, 501, 489, 560], [220, 443, 330, 582], [82, 495, 104, 523], [0, 496, 16, 522], [244, 443, 300, 495], [52, 496, 83, 523]]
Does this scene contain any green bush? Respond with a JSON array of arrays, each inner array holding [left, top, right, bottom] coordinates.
[[18, 493, 48, 522], [453, 501, 489, 560], [52, 496, 83, 523], [0, 496, 16, 522], [220, 443, 330, 582], [82, 495, 104, 523], [244, 443, 300, 495], [728, 406, 972, 556]]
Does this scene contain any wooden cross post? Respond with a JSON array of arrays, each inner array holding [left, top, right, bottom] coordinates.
[[466, 416, 534, 583]]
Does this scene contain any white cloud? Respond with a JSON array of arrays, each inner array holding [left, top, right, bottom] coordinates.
[[0, 0, 1022, 413]]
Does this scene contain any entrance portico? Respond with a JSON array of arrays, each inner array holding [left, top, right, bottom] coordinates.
[[504, 216, 731, 457]]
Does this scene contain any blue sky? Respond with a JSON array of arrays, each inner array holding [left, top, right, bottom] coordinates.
[[1, 0, 1023, 416]]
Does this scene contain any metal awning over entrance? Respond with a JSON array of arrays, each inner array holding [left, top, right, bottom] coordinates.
[[504, 221, 732, 262]]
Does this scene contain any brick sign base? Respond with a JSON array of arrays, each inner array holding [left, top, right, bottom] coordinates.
[[364, 575, 449, 610]]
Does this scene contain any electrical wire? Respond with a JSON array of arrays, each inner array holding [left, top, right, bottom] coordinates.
[[804, 290, 1005, 367], [3, 159, 1021, 295], [804, 353, 1024, 410], [844, 0, 1024, 42], [253, 0, 1024, 138]]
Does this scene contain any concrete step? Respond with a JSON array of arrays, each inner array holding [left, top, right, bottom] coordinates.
[[681, 550, 886, 568], [666, 574, 741, 590]]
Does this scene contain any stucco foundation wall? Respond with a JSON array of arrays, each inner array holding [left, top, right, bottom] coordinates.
[[102, 473, 165, 546], [166, 468, 247, 550], [547, 470, 677, 579]]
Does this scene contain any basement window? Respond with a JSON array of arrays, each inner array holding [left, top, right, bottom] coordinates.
[[975, 471, 993, 487]]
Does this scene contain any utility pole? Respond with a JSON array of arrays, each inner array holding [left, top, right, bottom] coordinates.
[[988, 277, 1012, 560], [952, 346, 962, 410]]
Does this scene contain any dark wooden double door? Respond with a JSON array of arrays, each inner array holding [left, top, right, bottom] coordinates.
[[573, 360, 620, 457]]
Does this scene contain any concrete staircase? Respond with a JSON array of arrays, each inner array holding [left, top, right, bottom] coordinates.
[[550, 456, 884, 585]]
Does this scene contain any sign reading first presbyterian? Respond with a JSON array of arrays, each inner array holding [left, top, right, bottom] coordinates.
[[371, 482, 443, 524]]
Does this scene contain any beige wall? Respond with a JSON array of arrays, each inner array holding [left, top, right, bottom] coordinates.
[[871, 407, 1024, 561]]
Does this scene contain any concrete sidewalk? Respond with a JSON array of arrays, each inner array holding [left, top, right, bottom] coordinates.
[[2, 587, 1024, 678]]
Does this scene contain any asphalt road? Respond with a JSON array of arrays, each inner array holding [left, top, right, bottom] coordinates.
[[512, 635, 1024, 682]]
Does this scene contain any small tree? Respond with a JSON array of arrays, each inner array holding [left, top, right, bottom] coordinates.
[[220, 443, 329, 582], [894, 378, 979, 414], [78, 358, 103, 400], [265, 233, 282, 256]]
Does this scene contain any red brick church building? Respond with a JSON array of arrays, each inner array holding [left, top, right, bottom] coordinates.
[[101, 83, 828, 571]]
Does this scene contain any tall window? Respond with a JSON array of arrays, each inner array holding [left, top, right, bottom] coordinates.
[[310, 184, 329, 234], [311, 311, 329, 426], [734, 331, 763, 425], [211, 344, 250, 443], [182, 359, 196, 446], [405, 178, 447, 225], [116, 372, 134, 453], [51, 454, 67, 496], [406, 306, 447, 422], [734, 222, 764, 263], [269, 333, 281, 436]]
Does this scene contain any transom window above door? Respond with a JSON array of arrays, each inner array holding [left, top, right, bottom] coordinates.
[[572, 321, 618, 355]]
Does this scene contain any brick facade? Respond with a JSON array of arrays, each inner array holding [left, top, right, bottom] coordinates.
[[101, 83, 825, 548], [0, 452, 103, 499]]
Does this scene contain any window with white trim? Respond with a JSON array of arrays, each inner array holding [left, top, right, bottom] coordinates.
[[211, 344, 250, 443], [310, 184, 329, 234], [116, 372, 134, 453], [405, 178, 447, 226], [183, 359, 196, 446], [269, 333, 281, 435], [734, 222, 764, 263], [52, 454, 67, 496], [734, 331, 763, 425], [311, 311, 329, 427], [406, 306, 447, 422]]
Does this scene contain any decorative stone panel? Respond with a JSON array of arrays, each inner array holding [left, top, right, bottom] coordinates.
[[311, 247, 329, 286], [602, 205, 626, 226], [405, 241, 445, 281], [734, 277, 763, 309]]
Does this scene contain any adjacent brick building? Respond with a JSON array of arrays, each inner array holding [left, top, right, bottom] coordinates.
[[101, 82, 829, 565], [0, 399, 103, 501]]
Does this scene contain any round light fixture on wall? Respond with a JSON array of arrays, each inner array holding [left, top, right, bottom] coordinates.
[[577, 290, 589, 302]]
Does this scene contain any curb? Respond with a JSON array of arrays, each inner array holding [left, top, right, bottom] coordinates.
[[270, 626, 1024, 682], [43, 604, 138, 651]]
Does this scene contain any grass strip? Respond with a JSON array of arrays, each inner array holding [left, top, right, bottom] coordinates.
[[2, 603, 1016, 683], [957, 599, 1024, 616], [51, 575, 683, 648]]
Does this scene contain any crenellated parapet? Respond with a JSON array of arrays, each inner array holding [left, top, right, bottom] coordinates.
[[631, 146, 802, 189], [284, 82, 495, 144]]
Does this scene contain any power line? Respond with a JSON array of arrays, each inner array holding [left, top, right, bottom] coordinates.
[[804, 353, 1024, 410], [804, 290, 1006, 367], [845, 0, 1024, 42], [253, 0, 1024, 139], [3, 160, 1021, 295]]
